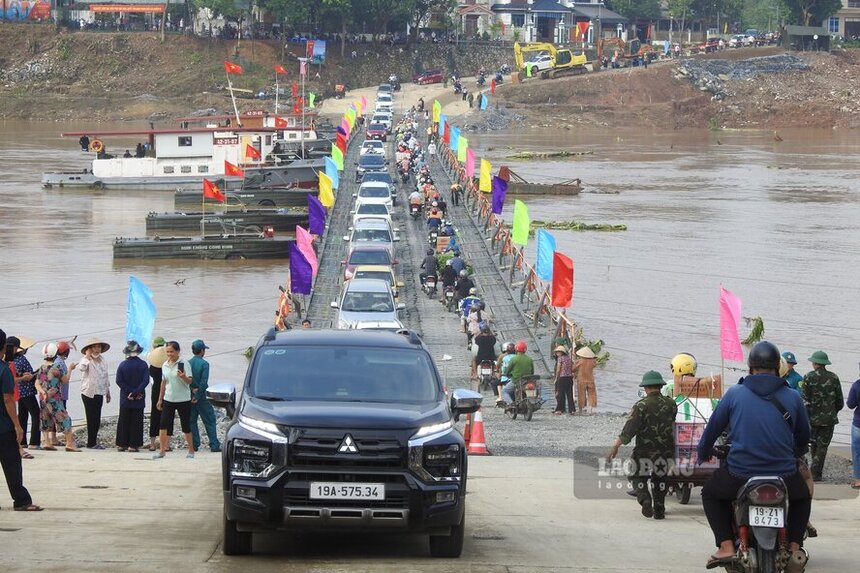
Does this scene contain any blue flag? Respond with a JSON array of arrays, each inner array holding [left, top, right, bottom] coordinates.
[[491, 175, 507, 215], [289, 242, 313, 294], [126, 276, 156, 353], [307, 193, 326, 236], [449, 127, 460, 152], [324, 156, 339, 190], [536, 229, 556, 281], [439, 114, 447, 137], [480, 94, 488, 110]]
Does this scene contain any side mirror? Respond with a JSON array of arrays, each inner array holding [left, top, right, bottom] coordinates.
[[451, 388, 483, 416], [340, 260, 347, 265], [396, 302, 406, 310], [393, 236, 400, 242], [352, 193, 357, 198], [330, 301, 339, 309], [396, 281, 405, 288], [207, 383, 237, 419], [342, 235, 350, 241]]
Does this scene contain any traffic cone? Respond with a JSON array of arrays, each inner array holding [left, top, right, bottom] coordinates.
[[466, 408, 490, 455], [462, 413, 472, 447]]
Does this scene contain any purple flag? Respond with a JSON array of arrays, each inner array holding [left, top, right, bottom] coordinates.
[[337, 125, 347, 137], [289, 242, 313, 294], [307, 194, 326, 236], [491, 176, 508, 214]]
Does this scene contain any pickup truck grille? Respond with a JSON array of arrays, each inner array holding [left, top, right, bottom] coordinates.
[[289, 432, 405, 469], [284, 491, 409, 509]]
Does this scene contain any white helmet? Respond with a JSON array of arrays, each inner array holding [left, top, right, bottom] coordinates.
[[42, 343, 58, 359]]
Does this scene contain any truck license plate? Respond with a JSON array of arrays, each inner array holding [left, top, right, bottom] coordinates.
[[309, 482, 385, 500], [748, 506, 784, 528]]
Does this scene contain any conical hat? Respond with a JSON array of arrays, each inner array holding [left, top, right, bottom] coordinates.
[[575, 347, 596, 359]]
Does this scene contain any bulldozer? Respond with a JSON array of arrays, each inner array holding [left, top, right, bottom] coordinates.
[[513, 42, 588, 80]]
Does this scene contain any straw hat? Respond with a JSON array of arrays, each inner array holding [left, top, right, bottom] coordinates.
[[81, 337, 110, 353], [553, 345, 568, 354], [575, 346, 596, 359], [16, 336, 36, 350]]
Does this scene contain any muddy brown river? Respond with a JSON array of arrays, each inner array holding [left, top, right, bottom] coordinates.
[[0, 121, 856, 444]]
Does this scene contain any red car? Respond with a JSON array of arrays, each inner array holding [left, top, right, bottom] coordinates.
[[413, 69, 443, 85], [696, 38, 721, 53], [365, 123, 387, 142]]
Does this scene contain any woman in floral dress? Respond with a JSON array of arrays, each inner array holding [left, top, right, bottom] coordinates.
[[34, 344, 80, 452]]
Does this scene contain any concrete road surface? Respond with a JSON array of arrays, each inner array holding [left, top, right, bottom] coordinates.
[[1, 451, 856, 572]]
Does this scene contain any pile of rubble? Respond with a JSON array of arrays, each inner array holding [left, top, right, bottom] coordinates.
[[676, 54, 810, 100], [461, 106, 525, 132]]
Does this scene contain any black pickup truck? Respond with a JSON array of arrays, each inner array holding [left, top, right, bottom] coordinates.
[[208, 328, 482, 557]]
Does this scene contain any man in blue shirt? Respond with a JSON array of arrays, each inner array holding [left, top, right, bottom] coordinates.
[[781, 351, 803, 393], [698, 342, 810, 569], [188, 340, 221, 453], [0, 328, 41, 511]]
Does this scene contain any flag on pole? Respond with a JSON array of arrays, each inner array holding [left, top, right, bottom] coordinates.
[[355, 101, 362, 117], [335, 132, 347, 155], [274, 116, 288, 128], [536, 229, 556, 280], [318, 172, 335, 208], [291, 82, 298, 98], [443, 122, 450, 144], [308, 93, 316, 108], [299, 59, 307, 76], [307, 194, 326, 235], [511, 199, 530, 245], [295, 226, 319, 277], [289, 243, 313, 294], [224, 161, 244, 177], [491, 176, 507, 214], [245, 144, 261, 159], [551, 253, 574, 307], [224, 61, 243, 74], [275, 64, 288, 75], [491, 79, 496, 95], [337, 124, 348, 138], [331, 144, 344, 170], [360, 95, 367, 110], [479, 159, 492, 192], [439, 114, 447, 136], [480, 94, 489, 110], [432, 99, 442, 123], [324, 156, 339, 190], [449, 127, 459, 152], [457, 136, 468, 163], [719, 287, 744, 362], [126, 276, 156, 353], [465, 148, 475, 177], [202, 178, 226, 202]]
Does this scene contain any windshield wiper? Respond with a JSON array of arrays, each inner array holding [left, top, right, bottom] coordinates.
[[254, 395, 290, 401]]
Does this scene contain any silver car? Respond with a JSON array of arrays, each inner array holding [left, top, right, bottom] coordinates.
[[330, 278, 405, 330]]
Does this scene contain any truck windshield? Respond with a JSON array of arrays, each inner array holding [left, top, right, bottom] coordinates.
[[251, 347, 440, 403]]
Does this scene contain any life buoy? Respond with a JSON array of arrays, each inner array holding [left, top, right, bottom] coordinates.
[[89, 139, 104, 153]]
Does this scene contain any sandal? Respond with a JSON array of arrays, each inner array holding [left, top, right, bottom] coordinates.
[[147, 444, 156, 451], [21, 451, 34, 459], [706, 555, 736, 570], [42, 446, 57, 451], [14, 504, 44, 512], [117, 448, 127, 452], [65, 447, 81, 452]]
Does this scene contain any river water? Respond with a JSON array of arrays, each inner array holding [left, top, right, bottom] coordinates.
[[1, 121, 857, 444]]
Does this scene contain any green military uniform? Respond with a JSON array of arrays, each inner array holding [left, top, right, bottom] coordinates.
[[618, 371, 678, 517], [801, 351, 844, 480]]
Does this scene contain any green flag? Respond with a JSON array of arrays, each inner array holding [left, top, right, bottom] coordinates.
[[457, 136, 468, 163], [331, 145, 344, 171], [309, 92, 316, 108], [511, 200, 530, 246], [526, 65, 533, 78]]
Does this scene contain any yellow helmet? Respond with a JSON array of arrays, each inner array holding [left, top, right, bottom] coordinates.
[[670, 353, 697, 377]]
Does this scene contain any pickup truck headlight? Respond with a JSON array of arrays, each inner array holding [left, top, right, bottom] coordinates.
[[408, 421, 461, 482], [230, 439, 277, 479], [423, 444, 461, 480]]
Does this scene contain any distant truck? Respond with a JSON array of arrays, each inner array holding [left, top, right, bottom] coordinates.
[[514, 42, 588, 79]]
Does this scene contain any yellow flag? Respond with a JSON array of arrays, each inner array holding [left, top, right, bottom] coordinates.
[[479, 159, 492, 192], [344, 109, 355, 129], [319, 172, 335, 208], [355, 101, 363, 117], [433, 99, 441, 123]]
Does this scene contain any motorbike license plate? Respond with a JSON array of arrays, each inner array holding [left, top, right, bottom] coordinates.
[[480, 368, 492, 376], [748, 506, 784, 528], [446, 291, 454, 298], [525, 389, 537, 398], [309, 482, 385, 501]]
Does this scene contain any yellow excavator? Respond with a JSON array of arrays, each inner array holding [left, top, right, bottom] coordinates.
[[513, 42, 588, 80]]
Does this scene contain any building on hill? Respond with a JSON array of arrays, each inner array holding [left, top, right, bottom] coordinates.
[[487, 0, 627, 44], [832, 1, 860, 37]]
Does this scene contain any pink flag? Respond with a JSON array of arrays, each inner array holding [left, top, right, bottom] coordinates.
[[465, 148, 475, 178], [719, 286, 744, 362], [296, 226, 319, 277], [360, 95, 367, 110], [299, 60, 307, 76]]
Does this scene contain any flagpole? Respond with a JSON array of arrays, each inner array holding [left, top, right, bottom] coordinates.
[[275, 71, 279, 115], [299, 57, 307, 157], [226, 71, 241, 128], [201, 185, 205, 237]]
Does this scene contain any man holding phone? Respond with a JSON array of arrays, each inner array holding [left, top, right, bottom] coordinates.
[[188, 339, 221, 453]]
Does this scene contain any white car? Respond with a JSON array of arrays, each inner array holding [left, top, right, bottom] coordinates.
[[375, 95, 394, 112], [353, 181, 394, 212], [523, 53, 553, 75], [372, 112, 393, 133], [360, 140, 386, 157], [351, 202, 393, 228]]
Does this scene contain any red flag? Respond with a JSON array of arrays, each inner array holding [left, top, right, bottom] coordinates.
[[275, 64, 288, 75], [490, 79, 496, 95], [245, 144, 261, 159], [443, 122, 450, 144], [291, 82, 298, 98], [305, 41, 314, 59], [336, 137, 346, 156], [224, 61, 243, 74], [203, 178, 226, 202], [551, 252, 574, 307], [274, 116, 288, 129], [224, 160, 244, 177]]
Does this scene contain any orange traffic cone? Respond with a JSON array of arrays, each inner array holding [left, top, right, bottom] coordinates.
[[462, 413, 472, 447], [466, 408, 490, 456]]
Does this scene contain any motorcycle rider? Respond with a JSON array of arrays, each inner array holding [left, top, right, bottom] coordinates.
[[459, 288, 480, 330], [471, 322, 497, 383], [605, 371, 677, 520], [409, 189, 423, 208], [495, 342, 515, 402], [697, 341, 811, 570], [454, 269, 474, 308], [501, 341, 534, 406], [420, 249, 437, 285], [449, 251, 466, 274], [417, 97, 424, 112], [426, 208, 442, 230], [439, 259, 458, 303]]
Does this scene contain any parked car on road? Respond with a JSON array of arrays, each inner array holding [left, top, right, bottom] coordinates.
[[413, 69, 443, 85]]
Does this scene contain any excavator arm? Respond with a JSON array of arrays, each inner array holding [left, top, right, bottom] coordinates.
[[514, 42, 559, 70]]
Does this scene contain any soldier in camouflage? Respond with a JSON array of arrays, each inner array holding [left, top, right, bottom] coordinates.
[[802, 350, 844, 481], [606, 370, 677, 519]]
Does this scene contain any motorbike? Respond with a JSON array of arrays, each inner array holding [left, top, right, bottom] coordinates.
[[478, 360, 496, 393], [504, 375, 543, 421], [494, 72, 504, 84], [453, 80, 463, 94], [410, 203, 421, 220], [444, 286, 456, 312], [388, 74, 401, 91], [476, 74, 486, 87], [422, 274, 438, 298], [428, 228, 439, 248], [499, 63, 511, 75]]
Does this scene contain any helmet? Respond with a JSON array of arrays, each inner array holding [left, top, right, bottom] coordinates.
[[503, 341, 513, 353], [479, 321, 490, 333], [42, 343, 58, 359], [468, 287, 477, 295], [57, 341, 70, 356], [446, 260, 453, 266], [514, 341, 527, 353], [670, 353, 697, 377], [432, 201, 438, 207], [459, 270, 468, 277], [748, 341, 781, 371], [426, 249, 434, 256], [431, 209, 438, 215]]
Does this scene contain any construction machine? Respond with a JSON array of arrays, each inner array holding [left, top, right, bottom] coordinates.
[[513, 42, 588, 80], [597, 38, 658, 66]]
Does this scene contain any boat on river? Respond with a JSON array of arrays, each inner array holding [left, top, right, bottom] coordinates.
[[113, 232, 294, 260], [174, 186, 318, 209], [42, 111, 327, 191], [500, 167, 583, 196], [146, 209, 307, 233]]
